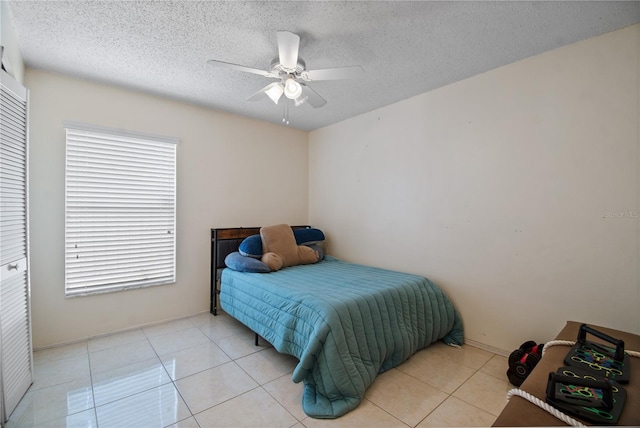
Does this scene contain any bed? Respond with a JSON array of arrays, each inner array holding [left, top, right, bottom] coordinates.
[[210, 226, 464, 418]]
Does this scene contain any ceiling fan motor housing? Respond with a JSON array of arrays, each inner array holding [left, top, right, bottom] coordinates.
[[270, 57, 306, 77]]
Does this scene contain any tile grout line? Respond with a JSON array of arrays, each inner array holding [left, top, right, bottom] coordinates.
[[85, 340, 100, 428], [154, 319, 275, 426], [446, 358, 504, 422], [222, 337, 304, 426], [400, 347, 504, 426], [146, 326, 200, 427]]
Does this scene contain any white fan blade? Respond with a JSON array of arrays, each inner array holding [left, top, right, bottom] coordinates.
[[300, 84, 326, 108], [207, 59, 275, 77], [302, 65, 364, 81], [277, 31, 300, 71], [247, 82, 283, 104]]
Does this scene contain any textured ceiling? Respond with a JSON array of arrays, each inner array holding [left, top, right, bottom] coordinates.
[[6, 1, 640, 131]]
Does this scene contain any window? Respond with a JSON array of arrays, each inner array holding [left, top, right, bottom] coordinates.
[[64, 122, 177, 296]]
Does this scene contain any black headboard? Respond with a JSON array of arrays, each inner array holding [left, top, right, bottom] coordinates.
[[210, 225, 309, 314]]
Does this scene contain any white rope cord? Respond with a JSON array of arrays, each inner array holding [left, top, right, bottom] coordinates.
[[507, 388, 586, 427], [508, 339, 640, 426], [542, 340, 577, 357]]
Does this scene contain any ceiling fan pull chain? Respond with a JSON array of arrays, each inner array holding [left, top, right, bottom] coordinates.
[[283, 100, 290, 125], [282, 100, 286, 124]]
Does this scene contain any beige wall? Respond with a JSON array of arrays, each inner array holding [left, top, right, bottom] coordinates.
[[309, 24, 640, 352], [26, 70, 308, 348], [22, 23, 640, 352]]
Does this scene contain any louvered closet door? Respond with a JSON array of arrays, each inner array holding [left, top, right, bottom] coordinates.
[[0, 70, 32, 423]]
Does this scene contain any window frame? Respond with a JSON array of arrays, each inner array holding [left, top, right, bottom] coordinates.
[[63, 121, 178, 297]]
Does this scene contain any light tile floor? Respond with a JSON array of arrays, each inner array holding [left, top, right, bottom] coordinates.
[[7, 312, 510, 428]]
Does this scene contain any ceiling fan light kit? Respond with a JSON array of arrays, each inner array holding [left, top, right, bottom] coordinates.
[[208, 30, 364, 125], [284, 77, 302, 100], [264, 83, 284, 104], [294, 95, 308, 107]]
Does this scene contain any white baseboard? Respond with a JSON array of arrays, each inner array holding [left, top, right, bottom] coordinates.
[[464, 338, 510, 357], [34, 310, 211, 351]]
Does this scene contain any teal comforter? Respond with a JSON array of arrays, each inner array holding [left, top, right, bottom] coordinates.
[[220, 256, 463, 418]]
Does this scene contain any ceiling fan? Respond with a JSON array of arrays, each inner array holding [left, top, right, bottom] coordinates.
[[207, 31, 364, 123]]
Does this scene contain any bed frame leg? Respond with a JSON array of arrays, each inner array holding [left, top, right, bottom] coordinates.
[[255, 333, 259, 346]]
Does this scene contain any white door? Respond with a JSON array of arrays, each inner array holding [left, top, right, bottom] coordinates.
[[0, 69, 33, 423]]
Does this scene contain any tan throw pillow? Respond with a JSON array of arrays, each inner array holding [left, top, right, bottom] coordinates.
[[260, 224, 320, 271], [298, 245, 319, 264], [261, 252, 284, 272], [260, 224, 299, 270]]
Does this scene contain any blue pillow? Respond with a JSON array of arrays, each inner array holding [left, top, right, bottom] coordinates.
[[238, 234, 263, 258], [225, 252, 271, 273], [294, 228, 325, 245]]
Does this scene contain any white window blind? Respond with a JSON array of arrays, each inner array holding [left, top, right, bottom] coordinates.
[[64, 122, 177, 297]]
